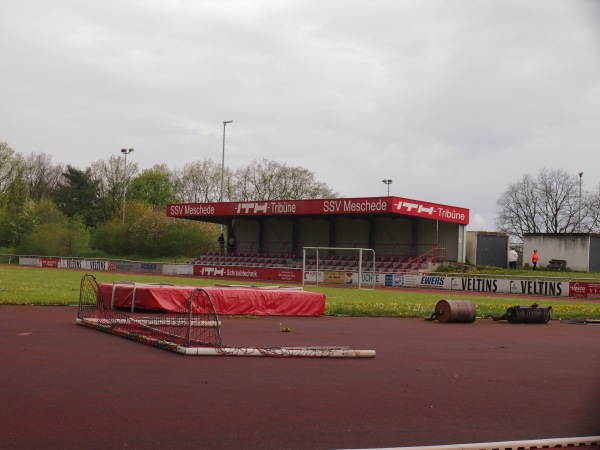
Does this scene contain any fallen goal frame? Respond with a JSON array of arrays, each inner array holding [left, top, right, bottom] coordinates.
[[76, 274, 375, 358]]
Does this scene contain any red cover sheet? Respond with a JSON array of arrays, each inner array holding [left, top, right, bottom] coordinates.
[[98, 283, 325, 316]]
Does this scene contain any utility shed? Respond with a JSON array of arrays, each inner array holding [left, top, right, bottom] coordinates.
[[523, 233, 600, 272], [465, 231, 509, 267]]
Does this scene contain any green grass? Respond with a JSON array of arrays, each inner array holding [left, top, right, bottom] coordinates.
[[1, 265, 599, 320]]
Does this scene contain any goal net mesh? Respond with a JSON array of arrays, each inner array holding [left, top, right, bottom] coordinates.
[[77, 274, 222, 350]]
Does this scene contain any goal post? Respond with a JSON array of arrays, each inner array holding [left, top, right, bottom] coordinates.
[[302, 247, 376, 289]]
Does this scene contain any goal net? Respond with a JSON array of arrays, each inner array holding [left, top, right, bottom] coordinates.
[[302, 247, 376, 289], [76, 274, 375, 358], [77, 274, 222, 350]]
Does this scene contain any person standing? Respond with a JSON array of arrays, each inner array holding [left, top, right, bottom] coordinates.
[[531, 250, 539, 270], [508, 248, 518, 269], [227, 234, 236, 255], [218, 233, 225, 254]]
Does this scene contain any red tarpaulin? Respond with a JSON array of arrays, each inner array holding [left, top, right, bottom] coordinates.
[[98, 283, 325, 316]]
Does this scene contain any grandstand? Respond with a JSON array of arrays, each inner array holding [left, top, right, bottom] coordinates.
[[169, 196, 469, 281]]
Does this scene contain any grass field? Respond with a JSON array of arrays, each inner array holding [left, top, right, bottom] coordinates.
[[1, 265, 599, 320]]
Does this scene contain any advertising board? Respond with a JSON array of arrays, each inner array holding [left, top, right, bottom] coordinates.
[[193, 265, 302, 283]]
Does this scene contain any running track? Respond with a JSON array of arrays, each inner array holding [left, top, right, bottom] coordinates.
[[1, 306, 599, 449]]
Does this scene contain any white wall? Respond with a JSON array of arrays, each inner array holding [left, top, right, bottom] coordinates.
[[523, 235, 590, 271]]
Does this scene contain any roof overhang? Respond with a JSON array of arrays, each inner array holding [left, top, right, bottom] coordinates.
[[166, 196, 470, 225]]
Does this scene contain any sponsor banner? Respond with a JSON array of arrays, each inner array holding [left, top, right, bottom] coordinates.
[[19, 257, 41, 267], [384, 274, 406, 288], [60, 259, 109, 271], [403, 274, 420, 288], [163, 264, 193, 276], [569, 281, 600, 299], [139, 262, 162, 274], [168, 197, 390, 218], [176, 265, 193, 276], [419, 275, 446, 289], [392, 198, 469, 225], [324, 271, 349, 284], [41, 257, 61, 268], [509, 279, 568, 297], [450, 277, 503, 293], [110, 262, 139, 272], [303, 270, 321, 284], [167, 196, 469, 225], [448, 277, 569, 297], [194, 265, 301, 283], [360, 271, 386, 287]]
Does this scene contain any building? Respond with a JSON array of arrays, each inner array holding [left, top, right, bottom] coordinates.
[[465, 231, 510, 267], [523, 233, 600, 272]]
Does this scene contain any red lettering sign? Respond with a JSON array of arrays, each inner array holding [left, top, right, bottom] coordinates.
[[41, 257, 60, 268], [167, 196, 469, 224]]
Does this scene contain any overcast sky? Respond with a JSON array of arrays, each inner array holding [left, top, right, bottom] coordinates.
[[1, 0, 599, 230]]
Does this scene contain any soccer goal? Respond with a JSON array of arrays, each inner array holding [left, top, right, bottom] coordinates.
[[76, 274, 375, 358], [302, 247, 376, 289]]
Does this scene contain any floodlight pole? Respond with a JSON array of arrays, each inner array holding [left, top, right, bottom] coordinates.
[[221, 121, 233, 232], [121, 148, 134, 223], [578, 172, 583, 232], [382, 179, 392, 196]]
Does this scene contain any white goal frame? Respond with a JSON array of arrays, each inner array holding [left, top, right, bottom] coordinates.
[[302, 247, 376, 290]]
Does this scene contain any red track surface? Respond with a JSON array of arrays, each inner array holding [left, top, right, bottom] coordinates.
[[1, 306, 599, 449]]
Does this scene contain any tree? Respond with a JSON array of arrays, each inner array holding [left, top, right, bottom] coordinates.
[[496, 168, 595, 240], [91, 201, 217, 257], [25, 152, 64, 201], [583, 187, 600, 232], [232, 159, 338, 201], [53, 165, 105, 227], [128, 164, 177, 208], [0, 142, 28, 212], [17, 216, 89, 257], [0, 198, 78, 251], [176, 158, 222, 203], [91, 155, 139, 218]]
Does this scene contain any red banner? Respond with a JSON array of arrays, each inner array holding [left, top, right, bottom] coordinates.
[[167, 196, 469, 224], [569, 281, 600, 299], [40, 257, 60, 268], [193, 265, 302, 283]]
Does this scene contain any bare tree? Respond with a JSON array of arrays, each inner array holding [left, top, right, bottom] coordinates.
[[25, 152, 64, 201], [496, 168, 594, 240], [176, 158, 222, 203], [232, 159, 338, 201], [536, 168, 581, 233], [583, 185, 600, 232], [91, 155, 139, 217]]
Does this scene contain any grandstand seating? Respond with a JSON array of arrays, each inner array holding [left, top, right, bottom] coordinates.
[[193, 250, 437, 274]]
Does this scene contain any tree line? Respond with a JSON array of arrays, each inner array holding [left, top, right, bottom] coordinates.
[[0, 142, 337, 258], [4, 140, 594, 257]]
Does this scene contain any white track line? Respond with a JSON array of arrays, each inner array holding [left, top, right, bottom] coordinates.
[[340, 436, 600, 450]]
